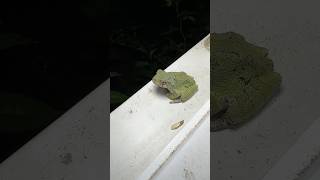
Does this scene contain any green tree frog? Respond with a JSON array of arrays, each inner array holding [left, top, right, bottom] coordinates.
[[152, 69, 198, 103]]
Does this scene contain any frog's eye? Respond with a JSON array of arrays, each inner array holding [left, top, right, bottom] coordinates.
[[160, 81, 167, 86]]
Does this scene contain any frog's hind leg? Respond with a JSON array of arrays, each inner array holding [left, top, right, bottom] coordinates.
[[166, 92, 181, 103], [169, 98, 182, 104], [166, 92, 178, 99], [211, 106, 232, 132], [180, 84, 198, 102]]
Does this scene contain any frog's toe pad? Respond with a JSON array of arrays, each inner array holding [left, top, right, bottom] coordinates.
[[170, 99, 182, 103]]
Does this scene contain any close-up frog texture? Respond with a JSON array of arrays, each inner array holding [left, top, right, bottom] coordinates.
[[211, 32, 282, 132]]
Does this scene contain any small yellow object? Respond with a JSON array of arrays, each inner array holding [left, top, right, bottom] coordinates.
[[171, 120, 184, 130]]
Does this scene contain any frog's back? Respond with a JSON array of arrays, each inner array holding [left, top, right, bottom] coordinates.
[[211, 32, 281, 131], [171, 72, 196, 85]]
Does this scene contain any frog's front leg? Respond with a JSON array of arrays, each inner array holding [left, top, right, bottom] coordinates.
[[168, 93, 183, 103], [166, 90, 183, 103]]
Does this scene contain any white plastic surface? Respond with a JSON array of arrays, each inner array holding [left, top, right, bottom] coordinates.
[[152, 110, 210, 180], [138, 101, 209, 180], [110, 35, 210, 180]]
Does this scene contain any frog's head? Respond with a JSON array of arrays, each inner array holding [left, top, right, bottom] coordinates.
[[152, 69, 174, 88]]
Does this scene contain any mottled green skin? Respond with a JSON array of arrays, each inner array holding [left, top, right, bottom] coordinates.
[[211, 32, 281, 132], [152, 69, 198, 103]]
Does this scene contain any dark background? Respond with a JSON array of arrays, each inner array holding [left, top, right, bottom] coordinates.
[[0, 0, 208, 165], [0, 0, 109, 163], [109, 0, 209, 111]]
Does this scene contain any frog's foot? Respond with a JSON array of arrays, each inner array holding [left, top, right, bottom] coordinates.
[[169, 98, 182, 104], [211, 102, 230, 132], [211, 118, 229, 132], [166, 92, 179, 100]]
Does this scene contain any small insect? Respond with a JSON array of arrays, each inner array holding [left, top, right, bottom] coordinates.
[[171, 120, 184, 130]]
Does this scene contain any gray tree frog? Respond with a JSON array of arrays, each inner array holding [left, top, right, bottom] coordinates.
[[211, 32, 282, 132], [152, 69, 198, 103]]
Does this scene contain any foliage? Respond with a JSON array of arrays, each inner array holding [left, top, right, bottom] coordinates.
[[0, 33, 37, 50], [110, 90, 129, 109], [110, 0, 209, 111], [0, 92, 60, 133]]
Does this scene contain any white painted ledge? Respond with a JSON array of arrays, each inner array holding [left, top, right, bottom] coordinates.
[[138, 101, 209, 180], [110, 35, 210, 180], [152, 105, 210, 180]]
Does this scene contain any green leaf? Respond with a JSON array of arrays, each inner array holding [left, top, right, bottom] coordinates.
[[164, 0, 173, 7], [111, 91, 129, 105], [0, 92, 60, 133], [182, 16, 196, 23], [0, 33, 37, 50], [135, 61, 149, 68]]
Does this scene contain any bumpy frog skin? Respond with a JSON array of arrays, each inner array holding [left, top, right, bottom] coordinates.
[[211, 32, 281, 132], [152, 69, 198, 103]]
